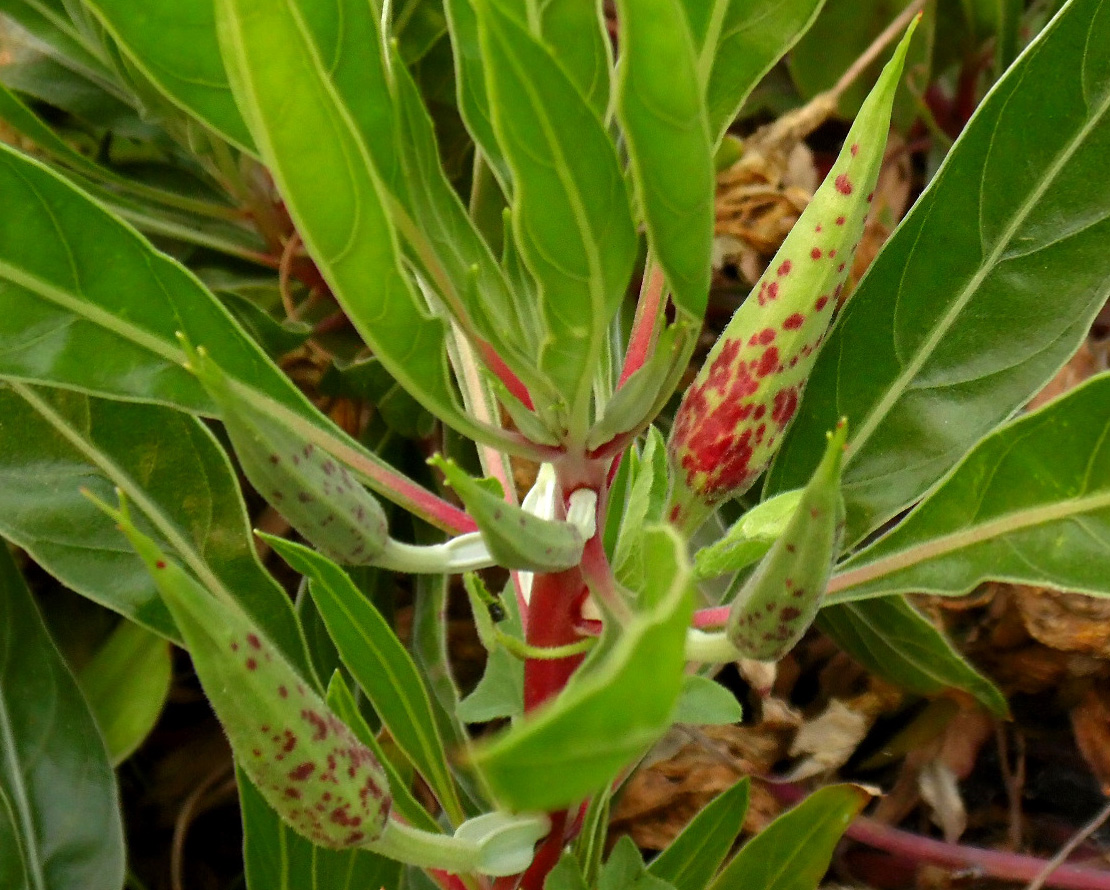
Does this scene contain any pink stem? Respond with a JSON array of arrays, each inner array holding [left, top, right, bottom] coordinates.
[[769, 784, 1110, 890]]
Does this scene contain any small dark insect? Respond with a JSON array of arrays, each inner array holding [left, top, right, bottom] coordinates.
[[487, 601, 506, 623]]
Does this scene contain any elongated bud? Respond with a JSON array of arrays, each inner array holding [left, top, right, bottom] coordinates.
[[99, 496, 392, 848], [184, 342, 388, 564], [726, 421, 846, 661], [668, 21, 917, 525]]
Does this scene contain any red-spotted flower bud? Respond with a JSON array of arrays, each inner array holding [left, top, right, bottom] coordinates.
[[668, 21, 917, 527]]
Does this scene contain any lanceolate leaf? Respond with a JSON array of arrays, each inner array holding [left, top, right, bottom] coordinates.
[[768, 0, 1110, 543], [267, 539, 465, 826], [682, 0, 827, 147], [0, 384, 313, 677], [80, 0, 255, 151], [474, 0, 637, 438], [817, 598, 1008, 716], [0, 143, 471, 531], [648, 777, 750, 890], [214, 0, 510, 449], [471, 526, 693, 812], [827, 373, 1110, 602], [0, 542, 125, 890], [708, 784, 869, 890], [614, 0, 714, 318]]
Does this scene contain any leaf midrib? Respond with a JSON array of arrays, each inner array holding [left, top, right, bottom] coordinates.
[[829, 488, 1110, 594], [846, 21, 1110, 463]]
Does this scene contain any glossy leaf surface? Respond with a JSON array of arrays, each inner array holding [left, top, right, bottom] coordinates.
[[828, 374, 1110, 602], [708, 784, 869, 890], [648, 777, 749, 890], [0, 384, 311, 675], [268, 538, 464, 825], [471, 526, 693, 811], [817, 597, 1008, 716], [81, 0, 254, 150], [539, 0, 612, 118], [215, 0, 494, 445], [475, 0, 636, 432], [614, 0, 714, 317], [769, 0, 1110, 542], [0, 543, 125, 890]]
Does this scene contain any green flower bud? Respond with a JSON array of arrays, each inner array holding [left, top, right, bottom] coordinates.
[[726, 421, 847, 661], [668, 20, 918, 524], [185, 343, 388, 565]]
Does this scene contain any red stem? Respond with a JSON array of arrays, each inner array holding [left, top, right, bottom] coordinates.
[[477, 340, 534, 410]]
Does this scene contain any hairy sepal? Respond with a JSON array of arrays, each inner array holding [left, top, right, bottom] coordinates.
[[668, 19, 918, 517], [726, 422, 847, 661], [186, 343, 389, 565], [103, 498, 392, 848]]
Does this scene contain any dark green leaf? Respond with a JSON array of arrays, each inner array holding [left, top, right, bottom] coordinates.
[[80, 0, 255, 150], [614, 0, 714, 319], [600, 836, 676, 890], [0, 384, 312, 676], [475, 0, 637, 435], [673, 675, 743, 725], [828, 374, 1110, 603], [648, 777, 750, 890], [708, 784, 869, 890], [0, 542, 125, 890], [268, 538, 465, 825], [817, 597, 1008, 716], [768, 0, 1110, 542], [470, 526, 693, 811], [76, 618, 173, 764]]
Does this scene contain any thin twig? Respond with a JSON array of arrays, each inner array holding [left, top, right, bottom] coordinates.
[[278, 231, 303, 320], [1025, 797, 1110, 890], [829, 0, 927, 103], [170, 765, 236, 890]]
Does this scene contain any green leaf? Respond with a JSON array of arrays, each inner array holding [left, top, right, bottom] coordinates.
[[76, 619, 173, 765], [539, 0, 612, 119], [0, 542, 125, 890], [0, 143, 467, 530], [443, 0, 510, 182], [433, 457, 585, 571], [817, 597, 1008, 717], [694, 489, 803, 580], [600, 836, 676, 890], [828, 373, 1110, 602], [474, 0, 637, 437], [0, 384, 313, 676], [267, 538, 465, 826], [673, 675, 743, 725], [238, 765, 402, 890], [0, 0, 115, 86], [768, 0, 1110, 542], [215, 0, 503, 447], [614, 0, 714, 319], [708, 784, 869, 890], [683, 0, 827, 146], [648, 777, 750, 890], [80, 0, 255, 151], [613, 427, 669, 588], [547, 854, 590, 890], [470, 525, 694, 811]]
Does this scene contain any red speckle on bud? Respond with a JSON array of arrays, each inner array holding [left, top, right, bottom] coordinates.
[[777, 260, 792, 276], [783, 313, 805, 330], [835, 216, 845, 226], [246, 658, 258, 671], [810, 247, 822, 259], [835, 175, 853, 195], [850, 143, 860, 156], [815, 295, 829, 311]]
